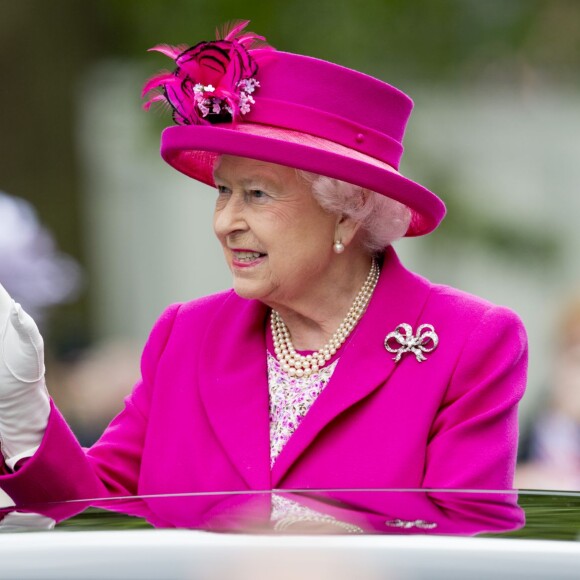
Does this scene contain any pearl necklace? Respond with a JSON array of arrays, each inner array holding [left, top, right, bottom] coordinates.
[[271, 258, 380, 377]]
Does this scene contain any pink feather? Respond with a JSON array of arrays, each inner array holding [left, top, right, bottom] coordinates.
[[142, 93, 167, 111], [217, 20, 250, 41], [236, 33, 271, 50], [141, 71, 174, 97], [148, 44, 189, 59], [217, 21, 271, 51]]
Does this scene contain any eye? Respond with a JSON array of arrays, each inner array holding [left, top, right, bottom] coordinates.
[[216, 185, 230, 195], [247, 189, 267, 200]]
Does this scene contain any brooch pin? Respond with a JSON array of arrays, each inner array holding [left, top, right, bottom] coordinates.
[[384, 323, 439, 363]]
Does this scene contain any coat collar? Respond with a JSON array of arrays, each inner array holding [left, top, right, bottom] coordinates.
[[198, 247, 433, 489]]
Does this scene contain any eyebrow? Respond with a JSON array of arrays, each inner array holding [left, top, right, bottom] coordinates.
[[213, 171, 283, 190]]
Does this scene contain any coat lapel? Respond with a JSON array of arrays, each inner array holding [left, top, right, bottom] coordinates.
[[271, 246, 433, 486], [198, 293, 272, 490]]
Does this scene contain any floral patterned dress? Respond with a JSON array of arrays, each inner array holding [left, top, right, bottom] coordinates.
[[266, 325, 341, 467]]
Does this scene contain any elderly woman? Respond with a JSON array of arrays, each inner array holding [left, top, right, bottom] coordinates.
[[0, 22, 526, 505]]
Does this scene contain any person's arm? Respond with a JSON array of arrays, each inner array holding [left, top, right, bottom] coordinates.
[[0, 283, 50, 471], [81, 303, 181, 496], [0, 279, 182, 504], [0, 282, 95, 504], [422, 306, 528, 490]]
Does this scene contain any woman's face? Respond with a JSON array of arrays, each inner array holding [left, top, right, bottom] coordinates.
[[213, 156, 338, 309]]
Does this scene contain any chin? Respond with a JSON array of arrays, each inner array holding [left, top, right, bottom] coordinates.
[[232, 281, 267, 302]]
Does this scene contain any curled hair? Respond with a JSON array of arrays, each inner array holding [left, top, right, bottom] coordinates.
[[296, 171, 411, 254]]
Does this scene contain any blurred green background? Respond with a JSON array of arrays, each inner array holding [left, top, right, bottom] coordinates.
[[1, 0, 580, 472], [2, 0, 578, 337]]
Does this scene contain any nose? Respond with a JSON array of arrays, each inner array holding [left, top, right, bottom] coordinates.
[[213, 192, 248, 239]]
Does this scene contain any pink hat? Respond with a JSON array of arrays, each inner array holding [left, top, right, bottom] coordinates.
[[143, 21, 445, 236]]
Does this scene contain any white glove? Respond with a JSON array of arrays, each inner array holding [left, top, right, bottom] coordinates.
[[0, 283, 50, 470], [0, 511, 55, 532]]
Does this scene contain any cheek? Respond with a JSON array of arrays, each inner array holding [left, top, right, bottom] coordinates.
[[297, 212, 336, 247], [261, 204, 298, 228], [280, 221, 335, 272]]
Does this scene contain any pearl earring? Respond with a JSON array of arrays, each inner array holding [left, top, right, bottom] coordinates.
[[333, 240, 345, 254]]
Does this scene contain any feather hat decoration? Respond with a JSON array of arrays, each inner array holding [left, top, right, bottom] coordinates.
[[142, 20, 274, 125]]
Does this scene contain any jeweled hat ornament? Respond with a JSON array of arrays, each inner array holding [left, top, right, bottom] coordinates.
[[143, 20, 446, 236]]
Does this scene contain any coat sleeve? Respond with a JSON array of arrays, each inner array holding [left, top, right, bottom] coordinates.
[[0, 304, 182, 505], [422, 306, 528, 490]]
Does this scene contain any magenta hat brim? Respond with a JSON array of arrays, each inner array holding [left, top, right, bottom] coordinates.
[[161, 125, 446, 237]]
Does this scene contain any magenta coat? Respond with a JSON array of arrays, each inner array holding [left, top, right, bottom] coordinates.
[[0, 248, 527, 504]]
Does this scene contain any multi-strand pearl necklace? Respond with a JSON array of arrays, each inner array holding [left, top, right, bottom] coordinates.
[[271, 258, 380, 377]]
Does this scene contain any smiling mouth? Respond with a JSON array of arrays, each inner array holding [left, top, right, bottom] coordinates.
[[231, 250, 267, 263]]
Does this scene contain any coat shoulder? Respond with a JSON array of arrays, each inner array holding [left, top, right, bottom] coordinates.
[[412, 273, 528, 358], [146, 289, 237, 350], [177, 288, 237, 320], [141, 289, 239, 378], [426, 280, 524, 330]]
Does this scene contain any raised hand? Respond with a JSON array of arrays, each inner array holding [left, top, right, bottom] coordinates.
[[0, 283, 50, 470]]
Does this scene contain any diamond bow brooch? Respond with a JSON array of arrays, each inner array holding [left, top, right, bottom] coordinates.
[[384, 323, 439, 363]]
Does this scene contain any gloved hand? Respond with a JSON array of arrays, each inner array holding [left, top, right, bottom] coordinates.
[[0, 283, 50, 470]]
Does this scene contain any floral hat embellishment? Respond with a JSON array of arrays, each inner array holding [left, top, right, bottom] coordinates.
[[142, 20, 273, 125], [384, 323, 439, 363]]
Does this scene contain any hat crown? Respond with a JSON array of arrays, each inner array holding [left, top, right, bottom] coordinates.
[[246, 52, 413, 169]]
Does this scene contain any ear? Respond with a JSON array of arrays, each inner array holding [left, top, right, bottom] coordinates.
[[334, 190, 370, 247]]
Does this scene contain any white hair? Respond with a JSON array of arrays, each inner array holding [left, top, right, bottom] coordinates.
[[296, 171, 411, 254]]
